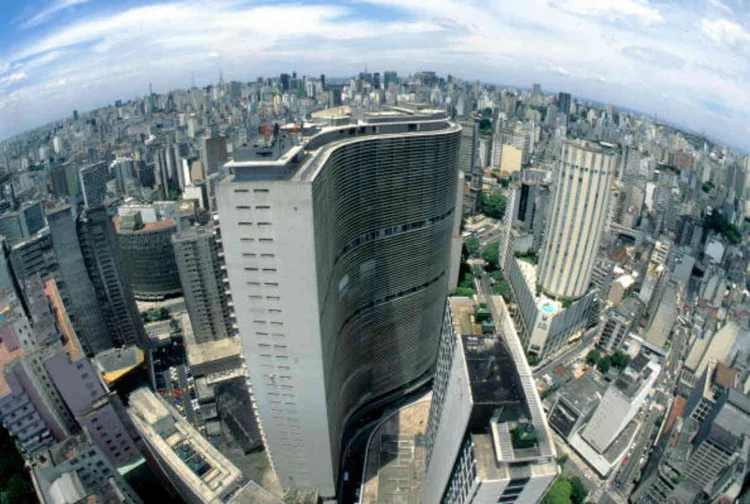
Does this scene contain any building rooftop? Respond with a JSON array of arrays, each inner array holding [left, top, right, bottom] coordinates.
[[462, 335, 527, 414], [222, 109, 456, 184], [93, 346, 145, 385], [128, 388, 243, 503], [555, 372, 606, 416], [186, 337, 242, 368]]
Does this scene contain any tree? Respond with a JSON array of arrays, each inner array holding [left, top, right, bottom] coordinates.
[[483, 243, 500, 268], [611, 350, 631, 370], [569, 477, 589, 504], [492, 281, 511, 298], [452, 287, 475, 297], [478, 118, 492, 132], [597, 355, 612, 374], [585, 350, 601, 367], [482, 192, 507, 219], [465, 237, 480, 256], [542, 480, 572, 504], [5, 473, 29, 503], [481, 107, 493, 118], [490, 270, 505, 281]]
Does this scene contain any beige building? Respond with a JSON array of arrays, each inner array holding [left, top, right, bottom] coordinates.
[[538, 140, 617, 300]]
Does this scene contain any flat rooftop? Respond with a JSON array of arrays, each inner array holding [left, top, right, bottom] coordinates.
[[222, 109, 456, 184], [462, 335, 527, 412], [556, 372, 606, 415], [187, 337, 242, 367]]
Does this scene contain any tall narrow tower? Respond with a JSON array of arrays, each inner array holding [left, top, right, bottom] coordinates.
[[538, 140, 616, 300]]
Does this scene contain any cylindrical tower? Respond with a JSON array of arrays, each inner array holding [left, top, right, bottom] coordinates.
[[538, 140, 616, 300]]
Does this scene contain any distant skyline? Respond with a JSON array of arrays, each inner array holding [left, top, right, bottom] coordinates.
[[0, 0, 749, 150]]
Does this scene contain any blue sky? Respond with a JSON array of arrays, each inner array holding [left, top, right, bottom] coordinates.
[[0, 0, 749, 150]]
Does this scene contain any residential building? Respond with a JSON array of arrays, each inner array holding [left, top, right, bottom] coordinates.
[[537, 140, 617, 300], [597, 296, 643, 353], [78, 206, 146, 348], [217, 109, 461, 494], [46, 205, 111, 354], [172, 225, 234, 343]]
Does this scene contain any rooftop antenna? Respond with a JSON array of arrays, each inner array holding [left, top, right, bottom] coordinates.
[[149, 82, 153, 96]]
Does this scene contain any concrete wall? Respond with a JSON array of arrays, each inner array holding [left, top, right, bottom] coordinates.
[[217, 179, 334, 494]]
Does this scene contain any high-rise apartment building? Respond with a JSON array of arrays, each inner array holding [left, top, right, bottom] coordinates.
[[47, 205, 111, 354], [217, 109, 461, 494], [596, 295, 643, 353], [172, 225, 234, 343], [460, 121, 480, 215], [537, 140, 616, 300], [78, 206, 146, 348], [201, 129, 228, 177], [424, 295, 558, 504]]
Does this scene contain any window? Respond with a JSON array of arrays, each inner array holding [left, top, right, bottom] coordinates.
[[234, 189, 249, 193], [253, 189, 269, 193]]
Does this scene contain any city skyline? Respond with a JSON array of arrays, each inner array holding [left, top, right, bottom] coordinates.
[[0, 0, 749, 150]]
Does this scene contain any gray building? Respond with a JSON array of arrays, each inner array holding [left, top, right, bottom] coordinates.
[[78, 206, 146, 348], [547, 373, 606, 439], [459, 120, 480, 215], [217, 109, 462, 494], [200, 130, 228, 177], [172, 225, 233, 343], [79, 161, 110, 208], [115, 211, 181, 300], [31, 434, 142, 504], [47, 205, 112, 354], [597, 295, 644, 353], [9, 229, 59, 293]]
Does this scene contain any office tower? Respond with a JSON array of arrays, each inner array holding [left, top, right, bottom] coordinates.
[[424, 296, 558, 504], [78, 206, 147, 348], [127, 388, 244, 504], [372, 71, 381, 89], [153, 147, 171, 199], [459, 120, 480, 215], [137, 159, 155, 188], [280, 73, 291, 91], [0, 237, 13, 292], [50, 160, 82, 200], [0, 210, 25, 245], [682, 389, 750, 493], [685, 361, 737, 425], [557, 92, 571, 117], [31, 434, 142, 504], [79, 161, 110, 208], [320, 73, 326, 89], [47, 205, 111, 354], [538, 140, 616, 300], [200, 130, 228, 176], [110, 157, 137, 194], [115, 211, 181, 300], [9, 229, 59, 291], [643, 278, 678, 350], [532, 83, 542, 95], [579, 355, 660, 453], [172, 225, 233, 343], [20, 201, 46, 236], [217, 111, 461, 493], [383, 70, 398, 88]]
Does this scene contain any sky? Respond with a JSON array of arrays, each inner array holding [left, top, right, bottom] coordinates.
[[0, 0, 749, 150]]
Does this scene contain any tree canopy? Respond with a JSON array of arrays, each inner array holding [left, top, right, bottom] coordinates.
[[597, 355, 612, 374], [483, 243, 500, 268], [542, 480, 572, 504], [482, 192, 507, 219], [465, 236, 480, 256]]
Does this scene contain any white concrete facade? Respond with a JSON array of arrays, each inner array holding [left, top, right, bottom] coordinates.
[[217, 180, 335, 494], [538, 141, 616, 300]]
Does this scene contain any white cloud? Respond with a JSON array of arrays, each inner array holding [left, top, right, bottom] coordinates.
[[701, 18, 750, 45], [18, 0, 92, 29], [0, 0, 749, 150], [548, 0, 664, 25], [0, 72, 28, 88]]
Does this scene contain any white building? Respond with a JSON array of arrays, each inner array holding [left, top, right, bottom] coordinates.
[[424, 295, 558, 504]]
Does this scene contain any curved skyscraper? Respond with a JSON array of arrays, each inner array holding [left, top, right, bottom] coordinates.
[[538, 140, 616, 300], [218, 109, 462, 495]]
